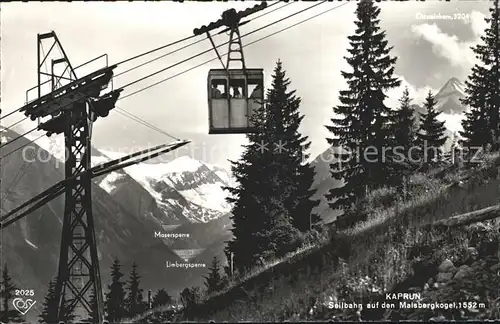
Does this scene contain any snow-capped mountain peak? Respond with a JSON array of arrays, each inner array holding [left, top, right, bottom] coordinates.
[[205, 163, 238, 188], [16, 132, 234, 224], [100, 150, 235, 223], [25, 131, 67, 162], [434, 77, 467, 115], [435, 77, 466, 99], [163, 155, 204, 174]]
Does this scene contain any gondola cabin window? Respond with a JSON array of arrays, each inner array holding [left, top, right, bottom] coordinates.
[[207, 69, 264, 134], [210, 79, 227, 99]]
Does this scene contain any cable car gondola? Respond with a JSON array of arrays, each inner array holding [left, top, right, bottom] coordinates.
[[208, 68, 263, 134], [196, 1, 267, 135]]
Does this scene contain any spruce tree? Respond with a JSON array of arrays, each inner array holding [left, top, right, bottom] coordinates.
[[390, 86, 419, 185], [325, 0, 401, 211], [151, 289, 172, 308], [416, 91, 447, 164], [393, 87, 418, 163], [460, 100, 490, 149], [203, 257, 224, 295], [38, 279, 58, 324], [224, 96, 271, 273], [125, 262, 145, 318], [224, 144, 267, 273], [264, 60, 320, 231], [0, 264, 23, 323], [256, 193, 302, 258], [224, 60, 317, 273], [104, 258, 127, 322], [179, 288, 191, 309], [460, 0, 500, 151], [179, 287, 199, 309]]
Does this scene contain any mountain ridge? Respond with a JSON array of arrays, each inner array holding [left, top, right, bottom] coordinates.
[[22, 132, 235, 224], [309, 77, 469, 224], [434, 76, 467, 115], [100, 150, 234, 223], [0, 127, 235, 322]]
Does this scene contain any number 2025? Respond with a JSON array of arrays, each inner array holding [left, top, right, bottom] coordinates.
[[15, 289, 34, 296]]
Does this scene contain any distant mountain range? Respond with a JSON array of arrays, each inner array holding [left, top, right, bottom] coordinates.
[[98, 150, 235, 223], [30, 134, 235, 225], [0, 128, 234, 322], [412, 77, 467, 150], [310, 77, 469, 221]]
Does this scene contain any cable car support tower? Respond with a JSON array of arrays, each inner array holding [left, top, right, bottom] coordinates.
[[1, 32, 189, 323], [30, 32, 109, 322]]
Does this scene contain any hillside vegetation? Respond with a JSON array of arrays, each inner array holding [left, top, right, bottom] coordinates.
[[168, 152, 500, 322], [119, 0, 500, 322]]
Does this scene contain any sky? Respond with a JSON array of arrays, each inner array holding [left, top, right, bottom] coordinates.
[[0, 0, 493, 169]]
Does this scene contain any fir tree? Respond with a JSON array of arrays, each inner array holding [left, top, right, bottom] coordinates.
[[0, 264, 23, 323], [263, 60, 320, 231], [393, 87, 418, 163], [325, 0, 401, 211], [179, 287, 199, 309], [151, 289, 172, 308], [389, 86, 419, 184], [224, 97, 271, 272], [224, 60, 317, 272], [460, 0, 500, 151], [256, 193, 302, 258], [104, 258, 127, 322], [125, 262, 145, 318], [460, 101, 490, 149], [38, 279, 58, 324], [416, 91, 447, 164], [203, 257, 224, 295]]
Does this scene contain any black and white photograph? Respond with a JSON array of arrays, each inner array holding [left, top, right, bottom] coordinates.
[[0, 0, 499, 323]]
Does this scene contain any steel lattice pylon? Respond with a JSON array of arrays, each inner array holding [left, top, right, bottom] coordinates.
[[1, 30, 189, 324], [55, 101, 103, 322], [33, 32, 105, 323]]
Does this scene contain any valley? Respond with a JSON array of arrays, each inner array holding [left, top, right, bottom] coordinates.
[[0, 127, 235, 322]]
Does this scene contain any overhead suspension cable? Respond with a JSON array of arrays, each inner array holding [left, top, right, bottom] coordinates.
[[113, 1, 288, 79], [115, 106, 180, 141], [117, 1, 327, 92], [114, 35, 197, 67], [0, 110, 22, 121], [120, 0, 347, 101], [0, 1, 319, 159], [0, 126, 38, 150], [250, 0, 288, 19], [114, 38, 209, 79], [0, 106, 181, 161], [0, 162, 29, 206], [0, 2, 289, 123], [4, 117, 28, 130], [0, 105, 182, 161], [0, 134, 44, 160]]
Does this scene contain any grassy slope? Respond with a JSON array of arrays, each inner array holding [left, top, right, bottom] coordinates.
[[147, 152, 500, 322]]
